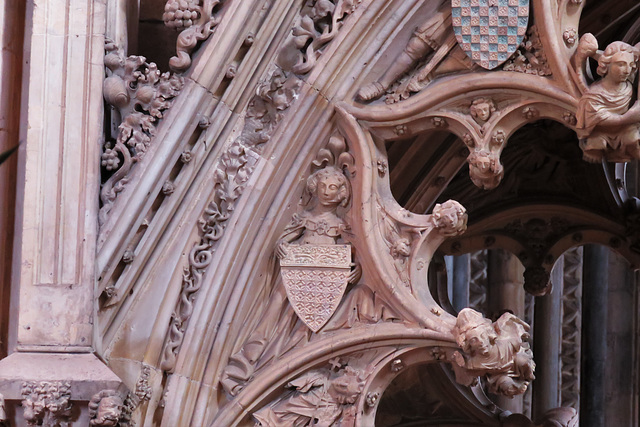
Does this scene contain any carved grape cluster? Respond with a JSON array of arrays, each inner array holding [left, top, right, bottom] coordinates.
[[163, 0, 201, 31], [101, 148, 120, 171]]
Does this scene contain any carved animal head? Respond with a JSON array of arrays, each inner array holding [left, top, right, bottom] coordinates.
[[89, 390, 124, 426]]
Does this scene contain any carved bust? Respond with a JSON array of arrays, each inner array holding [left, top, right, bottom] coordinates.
[[576, 38, 640, 162]]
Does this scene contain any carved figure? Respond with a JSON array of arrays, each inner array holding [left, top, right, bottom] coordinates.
[[431, 200, 467, 237], [575, 37, 640, 162], [253, 366, 366, 427], [467, 148, 504, 190], [503, 406, 578, 427], [357, 2, 474, 102], [277, 163, 361, 332], [89, 390, 124, 426], [469, 97, 497, 125], [451, 308, 535, 397]]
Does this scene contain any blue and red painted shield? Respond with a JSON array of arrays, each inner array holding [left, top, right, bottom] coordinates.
[[452, 0, 529, 70]]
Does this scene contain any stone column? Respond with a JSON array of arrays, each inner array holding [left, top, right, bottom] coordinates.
[[580, 245, 609, 427], [532, 257, 563, 420], [0, 0, 26, 360], [451, 254, 470, 312], [487, 249, 525, 413], [0, 0, 127, 424]]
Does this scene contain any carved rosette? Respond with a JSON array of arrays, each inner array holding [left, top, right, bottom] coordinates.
[[280, 244, 352, 331]]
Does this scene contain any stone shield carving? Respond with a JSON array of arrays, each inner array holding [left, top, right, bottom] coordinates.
[[280, 243, 352, 332], [452, 0, 529, 70]]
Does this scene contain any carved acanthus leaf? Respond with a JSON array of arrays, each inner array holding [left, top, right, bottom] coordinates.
[[100, 42, 184, 226]]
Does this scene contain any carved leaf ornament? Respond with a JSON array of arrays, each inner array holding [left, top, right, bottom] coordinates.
[[452, 0, 529, 70]]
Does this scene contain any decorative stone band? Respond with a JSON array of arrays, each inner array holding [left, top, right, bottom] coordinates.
[[280, 243, 351, 268]]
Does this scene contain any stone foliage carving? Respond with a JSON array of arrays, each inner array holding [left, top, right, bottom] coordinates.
[[164, 0, 224, 71], [278, 0, 361, 75], [357, 3, 475, 103], [253, 364, 367, 426], [21, 381, 72, 427], [573, 35, 640, 163], [160, 68, 302, 373], [451, 308, 535, 397], [101, 41, 184, 226], [89, 390, 128, 426], [502, 25, 551, 76]]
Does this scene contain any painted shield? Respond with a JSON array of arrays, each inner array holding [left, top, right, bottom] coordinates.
[[280, 243, 351, 332], [452, 0, 529, 70]]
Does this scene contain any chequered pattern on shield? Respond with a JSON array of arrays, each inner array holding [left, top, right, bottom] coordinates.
[[452, 0, 529, 70]]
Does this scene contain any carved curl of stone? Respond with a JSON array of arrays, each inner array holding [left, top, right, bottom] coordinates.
[[278, 0, 361, 75], [88, 390, 126, 426], [572, 34, 640, 163], [21, 381, 72, 427], [450, 308, 535, 397], [164, 0, 224, 72], [253, 365, 367, 426], [277, 136, 359, 331], [100, 41, 184, 226]]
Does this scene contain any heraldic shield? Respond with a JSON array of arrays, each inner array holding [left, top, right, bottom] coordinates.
[[280, 243, 352, 332], [452, 0, 529, 70]]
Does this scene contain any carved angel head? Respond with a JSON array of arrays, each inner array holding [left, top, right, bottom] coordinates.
[[470, 97, 497, 123], [431, 200, 467, 237], [307, 167, 350, 208], [453, 308, 497, 356], [597, 41, 639, 81]]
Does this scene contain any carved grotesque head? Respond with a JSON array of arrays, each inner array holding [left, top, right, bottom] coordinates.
[[453, 308, 497, 357], [328, 367, 366, 405], [488, 373, 528, 397], [307, 167, 350, 208], [470, 98, 497, 123], [431, 200, 467, 237], [597, 41, 639, 81], [89, 391, 124, 426]]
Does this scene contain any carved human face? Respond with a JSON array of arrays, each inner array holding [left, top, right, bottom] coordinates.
[[317, 174, 345, 207], [607, 51, 636, 83], [474, 102, 492, 122], [95, 396, 122, 426], [433, 201, 466, 236], [463, 325, 495, 356]]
